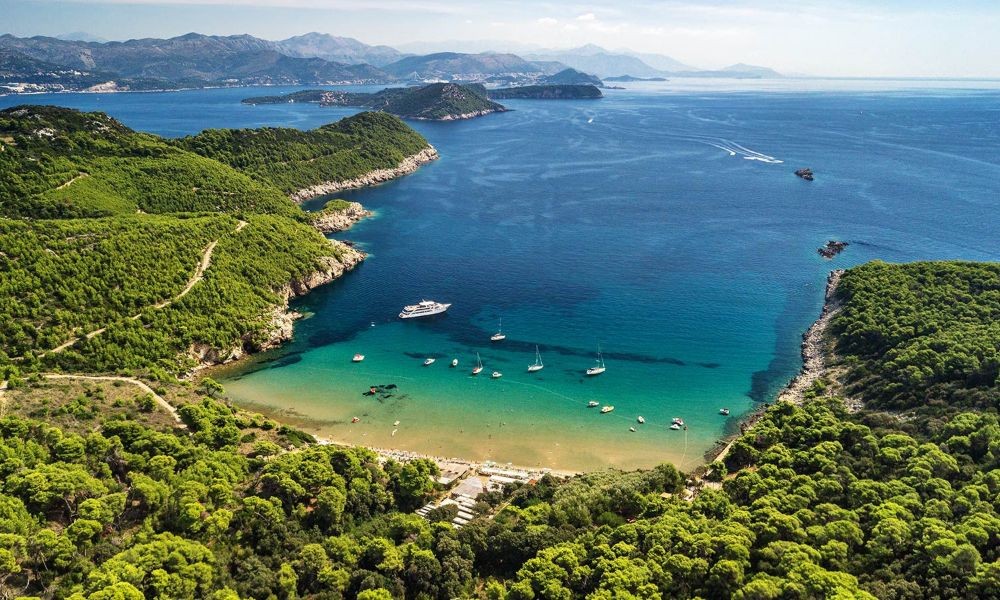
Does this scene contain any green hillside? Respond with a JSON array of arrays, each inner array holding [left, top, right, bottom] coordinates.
[[3, 261, 1000, 599], [176, 111, 430, 194], [0, 105, 440, 375], [0, 105, 297, 218]]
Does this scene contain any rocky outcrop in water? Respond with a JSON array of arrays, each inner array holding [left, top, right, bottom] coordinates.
[[818, 240, 848, 259], [289, 147, 438, 203]]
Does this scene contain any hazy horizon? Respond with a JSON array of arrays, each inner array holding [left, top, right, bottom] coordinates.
[[3, 0, 999, 78]]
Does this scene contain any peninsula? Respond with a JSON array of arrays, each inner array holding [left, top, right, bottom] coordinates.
[[243, 82, 506, 121], [0, 105, 433, 374]]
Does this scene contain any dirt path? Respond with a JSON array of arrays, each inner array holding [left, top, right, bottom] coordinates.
[[0, 380, 8, 419], [55, 172, 89, 190], [41, 374, 184, 426], [47, 220, 247, 355]]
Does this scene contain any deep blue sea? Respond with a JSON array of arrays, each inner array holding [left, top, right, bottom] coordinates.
[[6, 79, 999, 470]]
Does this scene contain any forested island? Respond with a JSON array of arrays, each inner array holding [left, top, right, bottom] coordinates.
[[2, 256, 1000, 598], [486, 84, 603, 100], [0, 105, 434, 375], [243, 83, 505, 121]]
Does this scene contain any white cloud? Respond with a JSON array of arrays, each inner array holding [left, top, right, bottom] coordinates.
[[536, 17, 558, 25], [576, 12, 596, 21]]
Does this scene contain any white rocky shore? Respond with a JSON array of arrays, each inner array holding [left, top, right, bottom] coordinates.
[[189, 240, 365, 369], [289, 146, 439, 203], [310, 201, 372, 234]]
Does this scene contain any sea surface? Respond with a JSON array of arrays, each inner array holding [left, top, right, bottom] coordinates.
[[6, 79, 999, 471]]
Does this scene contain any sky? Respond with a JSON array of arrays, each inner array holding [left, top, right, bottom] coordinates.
[[3, 0, 1000, 77]]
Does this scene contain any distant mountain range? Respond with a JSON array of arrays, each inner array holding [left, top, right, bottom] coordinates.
[[274, 32, 404, 67], [0, 32, 782, 94], [526, 44, 779, 79]]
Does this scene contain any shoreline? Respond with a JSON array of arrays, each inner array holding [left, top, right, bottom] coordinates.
[[289, 146, 439, 203], [709, 269, 845, 464]]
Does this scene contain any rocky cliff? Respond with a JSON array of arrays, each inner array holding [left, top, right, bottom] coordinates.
[[310, 201, 372, 233]]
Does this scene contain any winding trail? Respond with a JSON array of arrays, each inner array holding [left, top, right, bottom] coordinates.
[[41, 374, 184, 427], [47, 220, 247, 354], [55, 172, 90, 190], [0, 380, 8, 419]]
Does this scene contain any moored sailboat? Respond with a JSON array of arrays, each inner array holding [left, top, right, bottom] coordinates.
[[586, 344, 606, 376], [472, 352, 484, 375], [527, 345, 544, 372]]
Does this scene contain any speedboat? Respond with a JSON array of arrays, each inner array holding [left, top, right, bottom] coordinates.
[[423, 358, 436, 366], [451, 358, 459, 367], [637, 416, 645, 424], [352, 353, 365, 362], [672, 417, 685, 427], [629, 427, 636, 432], [528, 345, 544, 372], [719, 408, 730, 416], [393, 420, 400, 426], [670, 423, 681, 430], [472, 352, 484, 375], [491, 316, 506, 342], [491, 371, 503, 379], [399, 300, 451, 319], [351, 417, 360, 423], [587, 401, 599, 408], [586, 344, 606, 376], [600, 405, 614, 414]]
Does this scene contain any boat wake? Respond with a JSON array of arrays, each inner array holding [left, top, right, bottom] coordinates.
[[701, 138, 783, 164]]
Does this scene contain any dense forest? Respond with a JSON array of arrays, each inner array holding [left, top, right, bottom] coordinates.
[[832, 261, 1000, 410], [0, 105, 433, 375], [175, 111, 431, 194], [2, 261, 1000, 599]]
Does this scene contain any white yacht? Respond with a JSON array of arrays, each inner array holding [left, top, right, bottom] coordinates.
[[587, 401, 599, 408], [451, 358, 459, 367], [527, 346, 544, 372], [352, 353, 365, 362], [637, 416, 645, 424], [491, 371, 503, 379], [399, 300, 451, 319], [586, 344, 606, 376], [600, 405, 615, 414], [490, 316, 506, 342], [472, 352, 484, 375], [423, 358, 436, 366]]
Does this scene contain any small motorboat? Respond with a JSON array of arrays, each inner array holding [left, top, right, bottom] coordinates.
[[451, 358, 459, 367], [587, 401, 599, 408], [351, 417, 360, 423], [472, 352, 484, 375], [491, 371, 503, 379], [637, 416, 645, 424], [670, 423, 681, 430], [352, 353, 365, 362], [629, 427, 636, 432], [671, 417, 685, 427], [719, 408, 730, 416], [393, 420, 400, 426], [601, 405, 614, 414], [423, 358, 436, 366]]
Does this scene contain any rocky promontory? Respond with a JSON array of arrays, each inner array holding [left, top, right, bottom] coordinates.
[[190, 240, 365, 367], [289, 146, 439, 203], [309, 200, 372, 233]]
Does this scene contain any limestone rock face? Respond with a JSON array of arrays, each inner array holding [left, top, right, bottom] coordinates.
[[310, 201, 371, 233], [289, 147, 439, 203]]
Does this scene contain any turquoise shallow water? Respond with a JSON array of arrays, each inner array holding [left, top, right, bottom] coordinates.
[[7, 80, 999, 470]]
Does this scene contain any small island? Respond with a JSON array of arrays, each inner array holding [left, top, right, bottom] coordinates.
[[243, 82, 506, 121], [795, 167, 815, 181], [818, 240, 849, 258], [486, 84, 603, 100], [604, 75, 668, 82], [309, 199, 372, 234]]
